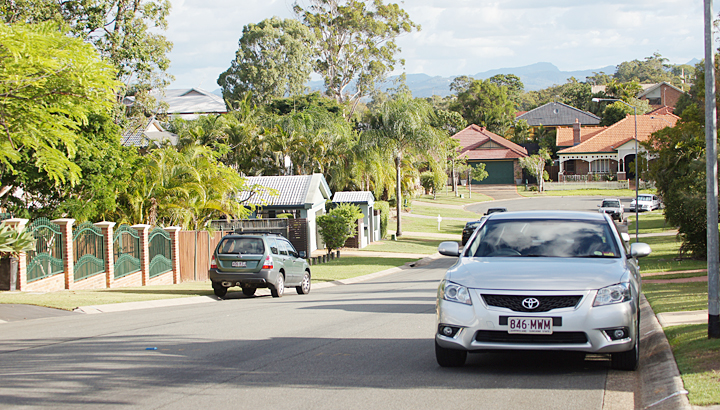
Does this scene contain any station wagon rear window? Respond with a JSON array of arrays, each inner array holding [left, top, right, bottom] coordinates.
[[218, 238, 264, 254]]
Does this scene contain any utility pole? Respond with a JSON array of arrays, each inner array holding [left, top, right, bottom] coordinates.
[[704, 0, 719, 338]]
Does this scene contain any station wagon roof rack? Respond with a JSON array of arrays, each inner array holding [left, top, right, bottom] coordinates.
[[231, 230, 281, 236]]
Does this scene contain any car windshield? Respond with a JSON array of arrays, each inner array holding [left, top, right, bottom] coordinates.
[[218, 237, 264, 254], [465, 218, 620, 258], [602, 200, 620, 207], [638, 195, 652, 201]]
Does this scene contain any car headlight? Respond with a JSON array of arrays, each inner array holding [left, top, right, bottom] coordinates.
[[593, 283, 632, 306], [439, 280, 472, 305]]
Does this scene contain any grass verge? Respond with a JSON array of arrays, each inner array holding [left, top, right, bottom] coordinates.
[[518, 188, 656, 198], [627, 210, 673, 234], [0, 256, 420, 310], [635, 235, 706, 273], [410, 202, 483, 219], [399, 216, 466, 235], [359, 235, 447, 254], [416, 186, 493, 205], [664, 324, 720, 406], [643, 281, 709, 314]]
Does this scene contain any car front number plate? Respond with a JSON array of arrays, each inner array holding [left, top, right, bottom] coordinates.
[[231, 261, 247, 267], [508, 317, 553, 334]]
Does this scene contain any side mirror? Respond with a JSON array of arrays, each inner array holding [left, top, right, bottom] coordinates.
[[630, 242, 652, 259], [438, 241, 460, 257], [298, 250, 307, 259]]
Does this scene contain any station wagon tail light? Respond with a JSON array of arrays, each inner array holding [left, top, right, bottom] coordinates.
[[210, 256, 217, 269], [262, 255, 274, 270]]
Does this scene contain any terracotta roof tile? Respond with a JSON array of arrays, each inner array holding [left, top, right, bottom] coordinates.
[[452, 124, 528, 160], [556, 126, 606, 147], [558, 114, 679, 154]]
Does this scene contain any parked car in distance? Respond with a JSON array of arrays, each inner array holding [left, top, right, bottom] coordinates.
[[461, 217, 487, 246], [629, 194, 662, 212], [485, 207, 507, 215], [435, 211, 651, 371], [598, 198, 624, 221], [208, 232, 311, 299]]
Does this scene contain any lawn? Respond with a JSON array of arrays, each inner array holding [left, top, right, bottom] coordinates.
[[634, 235, 707, 273], [410, 202, 483, 219], [643, 281, 710, 314], [360, 235, 448, 254], [627, 210, 673, 234], [310, 256, 419, 282], [664, 324, 720, 406], [398, 216, 466, 235], [416, 185, 493, 205]]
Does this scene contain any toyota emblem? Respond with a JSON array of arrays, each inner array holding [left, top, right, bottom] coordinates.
[[522, 297, 540, 310]]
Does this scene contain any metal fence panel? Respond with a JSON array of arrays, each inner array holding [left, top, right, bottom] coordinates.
[[148, 227, 172, 278], [26, 217, 64, 282], [73, 221, 105, 281], [113, 224, 140, 279]]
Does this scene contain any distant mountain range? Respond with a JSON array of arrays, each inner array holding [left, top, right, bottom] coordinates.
[[213, 60, 700, 99]]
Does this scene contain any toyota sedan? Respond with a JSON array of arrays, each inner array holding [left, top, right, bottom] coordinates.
[[434, 211, 651, 370]]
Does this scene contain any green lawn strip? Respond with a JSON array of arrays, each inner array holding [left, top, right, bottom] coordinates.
[[635, 235, 707, 273], [359, 235, 448, 254], [0, 282, 215, 311], [517, 188, 656, 198], [410, 202, 483, 219], [399, 216, 466, 235], [310, 256, 418, 282], [416, 187, 493, 205], [627, 210, 674, 233], [642, 281, 709, 314], [643, 271, 708, 280], [663, 324, 720, 406]]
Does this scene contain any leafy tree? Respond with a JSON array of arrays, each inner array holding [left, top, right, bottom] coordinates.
[[217, 17, 315, 106], [466, 162, 488, 196], [294, 0, 419, 117], [586, 71, 612, 85], [0, 22, 119, 200], [449, 75, 474, 94], [316, 203, 363, 254], [614, 53, 672, 84], [598, 99, 650, 126], [520, 149, 551, 192], [450, 79, 515, 135], [511, 119, 532, 144], [489, 74, 524, 105], [363, 93, 445, 236], [1, 0, 174, 130]]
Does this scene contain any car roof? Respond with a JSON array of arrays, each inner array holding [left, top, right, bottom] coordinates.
[[486, 210, 608, 222], [602, 198, 620, 201]]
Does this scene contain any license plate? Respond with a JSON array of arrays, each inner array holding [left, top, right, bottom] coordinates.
[[231, 261, 247, 268], [507, 317, 553, 334]]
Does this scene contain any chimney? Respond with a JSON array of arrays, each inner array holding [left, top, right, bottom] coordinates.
[[573, 119, 581, 146]]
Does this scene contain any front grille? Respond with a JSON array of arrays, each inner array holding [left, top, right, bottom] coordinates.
[[475, 330, 588, 344], [482, 294, 582, 313]]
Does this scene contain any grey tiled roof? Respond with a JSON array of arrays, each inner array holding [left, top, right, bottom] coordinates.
[[152, 88, 227, 116], [333, 191, 375, 204], [239, 174, 331, 209], [516, 102, 601, 127]]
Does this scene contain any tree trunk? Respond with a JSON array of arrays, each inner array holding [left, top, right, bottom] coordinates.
[[395, 156, 402, 237]]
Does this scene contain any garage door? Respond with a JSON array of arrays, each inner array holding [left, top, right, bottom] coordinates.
[[472, 161, 515, 185]]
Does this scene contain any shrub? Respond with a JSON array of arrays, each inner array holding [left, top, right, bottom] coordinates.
[[375, 201, 390, 239], [316, 203, 363, 254]]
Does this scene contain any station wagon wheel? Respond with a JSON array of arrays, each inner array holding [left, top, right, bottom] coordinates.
[[435, 340, 467, 367], [271, 273, 284, 298], [212, 282, 227, 299], [242, 287, 256, 296], [296, 271, 311, 295]]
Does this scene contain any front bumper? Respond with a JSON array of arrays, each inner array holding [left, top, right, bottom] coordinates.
[[208, 268, 278, 288], [436, 288, 638, 354]]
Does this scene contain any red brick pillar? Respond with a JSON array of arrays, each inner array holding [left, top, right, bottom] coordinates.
[[95, 222, 116, 288], [132, 224, 151, 286], [163, 227, 181, 284], [52, 219, 75, 290], [4, 218, 29, 291]]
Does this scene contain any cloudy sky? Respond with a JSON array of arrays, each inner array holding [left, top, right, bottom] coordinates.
[[165, 0, 716, 91]]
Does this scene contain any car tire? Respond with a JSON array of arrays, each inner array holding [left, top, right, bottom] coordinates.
[[296, 271, 311, 295], [271, 273, 284, 298], [611, 314, 640, 371], [242, 287, 256, 296], [435, 340, 467, 367], [212, 282, 227, 298]]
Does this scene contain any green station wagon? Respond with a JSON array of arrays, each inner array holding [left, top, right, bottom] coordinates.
[[208, 232, 311, 298]]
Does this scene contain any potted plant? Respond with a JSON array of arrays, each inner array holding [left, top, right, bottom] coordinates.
[[0, 224, 36, 291]]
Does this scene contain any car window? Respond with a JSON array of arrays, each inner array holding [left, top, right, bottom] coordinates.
[[282, 239, 298, 257], [602, 200, 620, 207], [266, 237, 279, 255], [638, 195, 652, 201], [465, 219, 620, 258], [277, 239, 289, 256], [218, 237, 264, 255]]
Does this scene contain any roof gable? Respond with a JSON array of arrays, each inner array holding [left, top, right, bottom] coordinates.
[[241, 174, 331, 209], [452, 125, 528, 160], [152, 88, 227, 117], [333, 191, 375, 205], [637, 82, 684, 98], [516, 102, 601, 127]]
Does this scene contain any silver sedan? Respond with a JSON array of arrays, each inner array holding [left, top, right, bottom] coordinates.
[[435, 211, 651, 370]]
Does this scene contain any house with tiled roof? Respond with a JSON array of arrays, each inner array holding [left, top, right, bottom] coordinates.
[[238, 174, 331, 253], [452, 125, 528, 185], [152, 88, 227, 120], [516, 102, 601, 129], [120, 117, 178, 149], [637, 82, 684, 110], [332, 191, 379, 248], [557, 113, 679, 181]]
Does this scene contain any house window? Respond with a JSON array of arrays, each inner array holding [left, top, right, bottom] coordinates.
[[591, 159, 610, 173]]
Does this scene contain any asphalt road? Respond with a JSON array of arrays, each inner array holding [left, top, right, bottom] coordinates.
[[0, 257, 614, 410]]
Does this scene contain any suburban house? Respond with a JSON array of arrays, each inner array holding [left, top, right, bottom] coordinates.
[[237, 174, 332, 253], [515, 102, 601, 129], [332, 191, 380, 248], [120, 117, 178, 148], [637, 82, 684, 110], [152, 88, 228, 120], [556, 113, 680, 181], [451, 125, 529, 185]]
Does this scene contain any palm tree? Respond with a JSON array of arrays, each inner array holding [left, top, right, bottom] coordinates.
[[363, 93, 445, 237]]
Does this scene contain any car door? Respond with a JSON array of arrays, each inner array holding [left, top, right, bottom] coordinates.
[[280, 238, 301, 284]]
